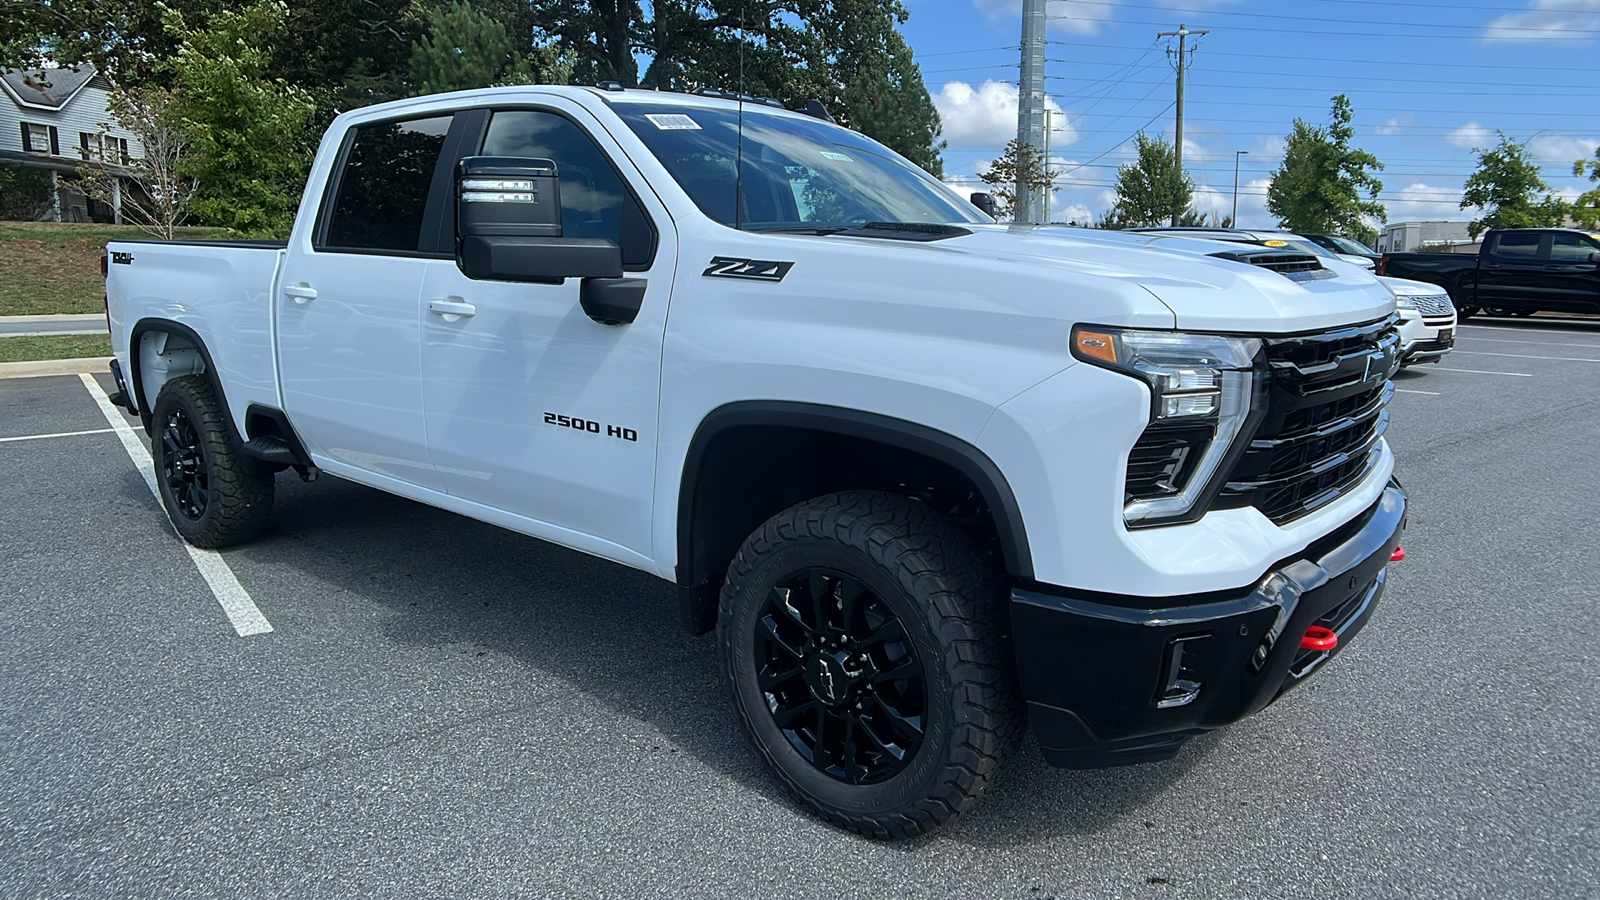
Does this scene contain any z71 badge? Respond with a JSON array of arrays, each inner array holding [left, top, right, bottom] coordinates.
[[703, 256, 794, 282]]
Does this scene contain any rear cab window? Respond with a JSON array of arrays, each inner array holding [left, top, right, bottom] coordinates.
[[318, 114, 455, 254]]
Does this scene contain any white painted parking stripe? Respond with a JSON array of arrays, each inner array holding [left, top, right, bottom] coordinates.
[[1460, 337, 1600, 350], [1433, 367, 1533, 377], [78, 373, 274, 637], [0, 428, 114, 443], [1396, 389, 1440, 395], [1460, 324, 1600, 336], [1452, 350, 1600, 363]]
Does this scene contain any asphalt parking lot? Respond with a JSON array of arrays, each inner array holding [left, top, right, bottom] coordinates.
[[3, 318, 1598, 899]]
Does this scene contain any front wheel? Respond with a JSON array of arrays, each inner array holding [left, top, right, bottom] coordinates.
[[151, 375, 274, 548], [718, 491, 1023, 838]]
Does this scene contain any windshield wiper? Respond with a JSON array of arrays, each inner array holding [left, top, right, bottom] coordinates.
[[745, 225, 853, 235]]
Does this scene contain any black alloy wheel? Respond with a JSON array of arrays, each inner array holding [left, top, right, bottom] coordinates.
[[719, 491, 1023, 839], [160, 407, 209, 519], [150, 374, 274, 548], [754, 567, 925, 785]]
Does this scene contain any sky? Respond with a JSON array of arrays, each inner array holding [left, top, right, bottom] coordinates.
[[894, 0, 1600, 233]]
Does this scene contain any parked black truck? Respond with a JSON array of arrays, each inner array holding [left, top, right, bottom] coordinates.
[[1378, 228, 1600, 320]]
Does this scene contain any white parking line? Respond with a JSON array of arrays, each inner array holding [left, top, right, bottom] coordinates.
[[1459, 336, 1600, 351], [1460, 324, 1600, 337], [78, 373, 274, 637], [0, 428, 114, 443], [1396, 389, 1440, 395], [1452, 350, 1600, 363], [1433, 367, 1533, 377]]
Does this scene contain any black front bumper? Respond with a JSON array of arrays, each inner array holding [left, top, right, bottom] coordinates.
[[1012, 482, 1406, 769]]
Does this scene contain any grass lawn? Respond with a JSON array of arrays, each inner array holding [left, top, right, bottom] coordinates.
[[0, 333, 112, 363], [0, 221, 229, 317]]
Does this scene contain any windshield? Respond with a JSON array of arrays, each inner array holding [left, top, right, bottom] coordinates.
[[1322, 234, 1375, 256], [1257, 237, 1338, 259], [610, 101, 985, 231]]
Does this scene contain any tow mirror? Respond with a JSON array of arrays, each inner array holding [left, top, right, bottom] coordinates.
[[455, 156, 623, 285], [970, 192, 999, 218]]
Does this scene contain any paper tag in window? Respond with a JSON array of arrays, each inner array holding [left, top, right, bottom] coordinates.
[[645, 114, 701, 130], [820, 151, 853, 161]]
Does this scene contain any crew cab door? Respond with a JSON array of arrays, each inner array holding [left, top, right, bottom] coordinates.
[[276, 111, 464, 489], [1475, 231, 1600, 314], [418, 102, 675, 559]]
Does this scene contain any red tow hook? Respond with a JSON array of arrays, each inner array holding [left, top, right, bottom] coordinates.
[[1300, 625, 1338, 653], [1390, 546, 1405, 561]]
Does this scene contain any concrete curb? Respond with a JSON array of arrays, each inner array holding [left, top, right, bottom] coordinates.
[[1, 314, 104, 324], [0, 357, 110, 379]]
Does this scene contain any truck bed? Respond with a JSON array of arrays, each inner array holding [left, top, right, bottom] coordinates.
[[106, 239, 287, 429]]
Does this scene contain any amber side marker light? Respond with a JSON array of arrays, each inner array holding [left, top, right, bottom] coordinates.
[[1073, 328, 1118, 364]]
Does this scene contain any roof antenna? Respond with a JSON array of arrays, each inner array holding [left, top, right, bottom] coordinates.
[[735, 2, 746, 231]]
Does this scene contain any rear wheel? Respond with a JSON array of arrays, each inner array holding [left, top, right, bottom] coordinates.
[[1455, 305, 1479, 321], [151, 375, 274, 548], [718, 491, 1023, 838]]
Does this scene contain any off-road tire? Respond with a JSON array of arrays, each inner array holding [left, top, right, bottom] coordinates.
[[151, 374, 273, 548], [718, 491, 1024, 839]]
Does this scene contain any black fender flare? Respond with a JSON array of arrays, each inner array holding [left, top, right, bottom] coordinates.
[[676, 400, 1034, 588]]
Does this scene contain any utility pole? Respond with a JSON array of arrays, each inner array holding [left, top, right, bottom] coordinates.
[[1043, 107, 1052, 223], [1015, 0, 1048, 224], [1232, 150, 1248, 226], [1157, 23, 1208, 225]]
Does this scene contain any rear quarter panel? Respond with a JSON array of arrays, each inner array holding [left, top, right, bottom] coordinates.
[[106, 240, 287, 427]]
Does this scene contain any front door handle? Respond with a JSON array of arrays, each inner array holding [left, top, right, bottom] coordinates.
[[428, 297, 477, 321], [284, 284, 318, 304]]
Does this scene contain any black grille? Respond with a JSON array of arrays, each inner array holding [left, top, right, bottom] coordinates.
[[1125, 425, 1212, 500], [1217, 315, 1399, 524]]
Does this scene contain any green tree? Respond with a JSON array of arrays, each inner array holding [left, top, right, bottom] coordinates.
[[1105, 133, 1194, 227], [74, 87, 199, 239], [1266, 94, 1385, 245], [161, 1, 315, 236], [1460, 132, 1567, 238], [409, 1, 571, 95], [978, 139, 1051, 221], [1569, 145, 1600, 228], [535, 0, 945, 175]]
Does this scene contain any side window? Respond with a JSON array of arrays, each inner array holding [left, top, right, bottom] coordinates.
[[1489, 231, 1540, 261], [323, 114, 454, 253], [1549, 233, 1599, 262], [482, 110, 656, 268]]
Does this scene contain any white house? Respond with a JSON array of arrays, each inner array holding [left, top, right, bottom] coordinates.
[[1, 64, 143, 222]]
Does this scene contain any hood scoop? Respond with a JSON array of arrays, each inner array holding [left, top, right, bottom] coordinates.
[[1209, 249, 1337, 284]]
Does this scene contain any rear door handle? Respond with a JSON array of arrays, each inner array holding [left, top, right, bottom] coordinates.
[[428, 297, 477, 321], [283, 284, 318, 304]]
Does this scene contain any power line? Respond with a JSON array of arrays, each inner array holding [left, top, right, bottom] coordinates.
[[1049, 0, 1600, 35], [1042, 40, 1600, 72]]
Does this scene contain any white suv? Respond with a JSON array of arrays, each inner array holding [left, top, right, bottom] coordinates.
[[1382, 277, 1457, 367]]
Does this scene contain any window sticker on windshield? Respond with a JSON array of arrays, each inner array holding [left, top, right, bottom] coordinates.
[[1263, 240, 1288, 247], [645, 114, 701, 130], [820, 151, 853, 161]]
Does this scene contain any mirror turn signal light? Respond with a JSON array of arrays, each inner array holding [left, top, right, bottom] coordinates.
[[1300, 626, 1338, 653]]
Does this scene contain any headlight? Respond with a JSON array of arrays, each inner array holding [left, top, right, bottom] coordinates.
[[1072, 326, 1262, 525], [1393, 295, 1416, 310]]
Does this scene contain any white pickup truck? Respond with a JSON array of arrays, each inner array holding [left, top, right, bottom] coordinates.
[[104, 84, 1407, 838]]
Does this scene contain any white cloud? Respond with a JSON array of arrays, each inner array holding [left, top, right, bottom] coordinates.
[[1382, 182, 1466, 224], [1483, 0, 1600, 41], [933, 80, 1074, 150], [1528, 135, 1600, 166], [1446, 123, 1496, 150], [1371, 117, 1409, 137]]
